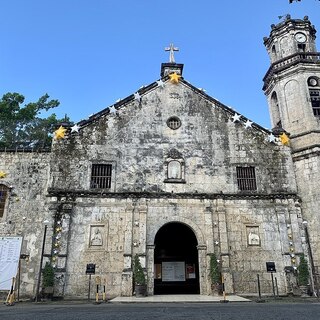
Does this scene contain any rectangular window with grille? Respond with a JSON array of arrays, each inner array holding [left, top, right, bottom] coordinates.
[[90, 164, 112, 189], [236, 166, 257, 191]]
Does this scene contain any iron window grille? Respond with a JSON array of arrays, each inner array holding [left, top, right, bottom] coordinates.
[[308, 77, 320, 117], [90, 164, 112, 189], [310, 90, 320, 116], [167, 117, 181, 130], [236, 166, 257, 191]]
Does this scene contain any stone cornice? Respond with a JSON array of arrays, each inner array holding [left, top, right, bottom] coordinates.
[[0, 148, 51, 153], [263, 52, 320, 90], [47, 188, 299, 201]]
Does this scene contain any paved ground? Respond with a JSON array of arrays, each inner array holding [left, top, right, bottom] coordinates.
[[110, 294, 250, 303], [1, 299, 320, 320]]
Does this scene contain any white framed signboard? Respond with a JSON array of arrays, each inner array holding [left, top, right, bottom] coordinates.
[[162, 261, 185, 282], [0, 236, 23, 290]]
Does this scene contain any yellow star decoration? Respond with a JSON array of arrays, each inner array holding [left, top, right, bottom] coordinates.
[[169, 72, 181, 84], [54, 126, 67, 140], [279, 133, 290, 146], [0, 171, 7, 179]]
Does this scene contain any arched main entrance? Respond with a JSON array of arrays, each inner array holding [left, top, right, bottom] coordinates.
[[154, 222, 200, 294]]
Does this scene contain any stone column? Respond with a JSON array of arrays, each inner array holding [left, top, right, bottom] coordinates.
[[138, 202, 148, 253], [197, 244, 207, 295], [204, 201, 214, 254], [55, 202, 74, 297], [121, 201, 134, 296], [216, 197, 233, 294], [146, 245, 155, 295]]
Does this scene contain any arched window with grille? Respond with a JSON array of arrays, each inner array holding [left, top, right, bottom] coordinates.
[[0, 184, 9, 218]]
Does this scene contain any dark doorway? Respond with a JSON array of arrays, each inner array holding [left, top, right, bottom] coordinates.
[[154, 222, 200, 294]]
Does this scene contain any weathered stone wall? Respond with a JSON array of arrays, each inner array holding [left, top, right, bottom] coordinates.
[[0, 75, 305, 299], [224, 198, 304, 294], [0, 150, 51, 298], [47, 194, 303, 298], [45, 80, 301, 297], [293, 148, 320, 286], [50, 82, 296, 196], [61, 198, 132, 299]]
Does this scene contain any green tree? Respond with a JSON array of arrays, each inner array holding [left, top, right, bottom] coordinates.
[[42, 262, 55, 288], [133, 254, 146, 285], [297, 255, 310, 286], [0, 92, 67, 149], [209, 253, 221, 285]]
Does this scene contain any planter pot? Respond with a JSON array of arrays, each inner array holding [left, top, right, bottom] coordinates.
[[43, 286, 54, 300], [211, 283, 223, 296], [44, 287, 54, 294], [135, 284, 147, 297]]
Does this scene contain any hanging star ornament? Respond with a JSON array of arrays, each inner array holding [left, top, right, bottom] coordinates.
[[156, 79, 165, 88], [231, 113, 241, 123], [109, 106, 117, 114], [279, 132, 290, 146], [244, 120, 253, 129], [0, 171, 7, 179], [268, 133, 276, 143], [71, 124, 80, 133], [169, 72, 181, 84], [54, 126, 67, 140], [134, 92, 141, 102]]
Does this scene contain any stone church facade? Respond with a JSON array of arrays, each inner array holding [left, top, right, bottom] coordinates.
[[0, 16, 319, 299]]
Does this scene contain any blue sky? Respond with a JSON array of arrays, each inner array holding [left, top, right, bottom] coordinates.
[[0, 0, 319, 129]]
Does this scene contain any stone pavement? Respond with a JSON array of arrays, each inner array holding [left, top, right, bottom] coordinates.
[[110, 294, 251, 303]]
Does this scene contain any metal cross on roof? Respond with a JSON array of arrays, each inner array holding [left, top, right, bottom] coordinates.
[[165, 43, 179, 63]]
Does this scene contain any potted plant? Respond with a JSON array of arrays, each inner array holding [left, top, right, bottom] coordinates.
[[209, 253, 222, 295], [133, 254, 147, 297], [42, 262, 55, 298], [297, 255, 310, 296]]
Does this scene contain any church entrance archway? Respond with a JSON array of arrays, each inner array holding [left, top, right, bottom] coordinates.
[[154, 222, 200, 294]]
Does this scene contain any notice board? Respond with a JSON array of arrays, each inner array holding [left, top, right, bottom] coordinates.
[[162, 261, 185, 282], [0, 236, 23, 290]]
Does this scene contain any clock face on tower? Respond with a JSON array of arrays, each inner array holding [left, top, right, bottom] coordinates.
[[308, 78, 318, 87], [295, 32, 307, 43]]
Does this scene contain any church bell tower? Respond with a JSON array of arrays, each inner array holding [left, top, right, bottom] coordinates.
[[263, 15, 320, 295], [263, 15, 320, 150]]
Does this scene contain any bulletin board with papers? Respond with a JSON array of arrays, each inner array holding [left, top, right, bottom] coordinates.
[[0, 236, 23, 290]]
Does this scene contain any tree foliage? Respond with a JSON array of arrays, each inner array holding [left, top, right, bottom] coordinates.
[[297, 255, 310, 286], [133, 254, 146, 285], [42, 262, 55, 288], [209, 253, 221, 284], [0, 92, 67, 149]]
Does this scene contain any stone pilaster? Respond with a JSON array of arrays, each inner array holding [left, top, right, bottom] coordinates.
[[197, 244, 207, 295], [121, 201, 135, 296], [215, 198, 234, 293], [146, 244, 155, 295]]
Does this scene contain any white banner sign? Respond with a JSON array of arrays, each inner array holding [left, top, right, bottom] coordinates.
[[0, 236, 23, 290], [162, 261, 185, 282]]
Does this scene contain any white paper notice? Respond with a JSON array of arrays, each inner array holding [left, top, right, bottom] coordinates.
[[162, 261, 185, 282], [0, 236, 23, 290]]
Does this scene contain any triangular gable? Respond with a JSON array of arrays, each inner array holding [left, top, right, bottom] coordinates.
[[57, 74, 286, 146]]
